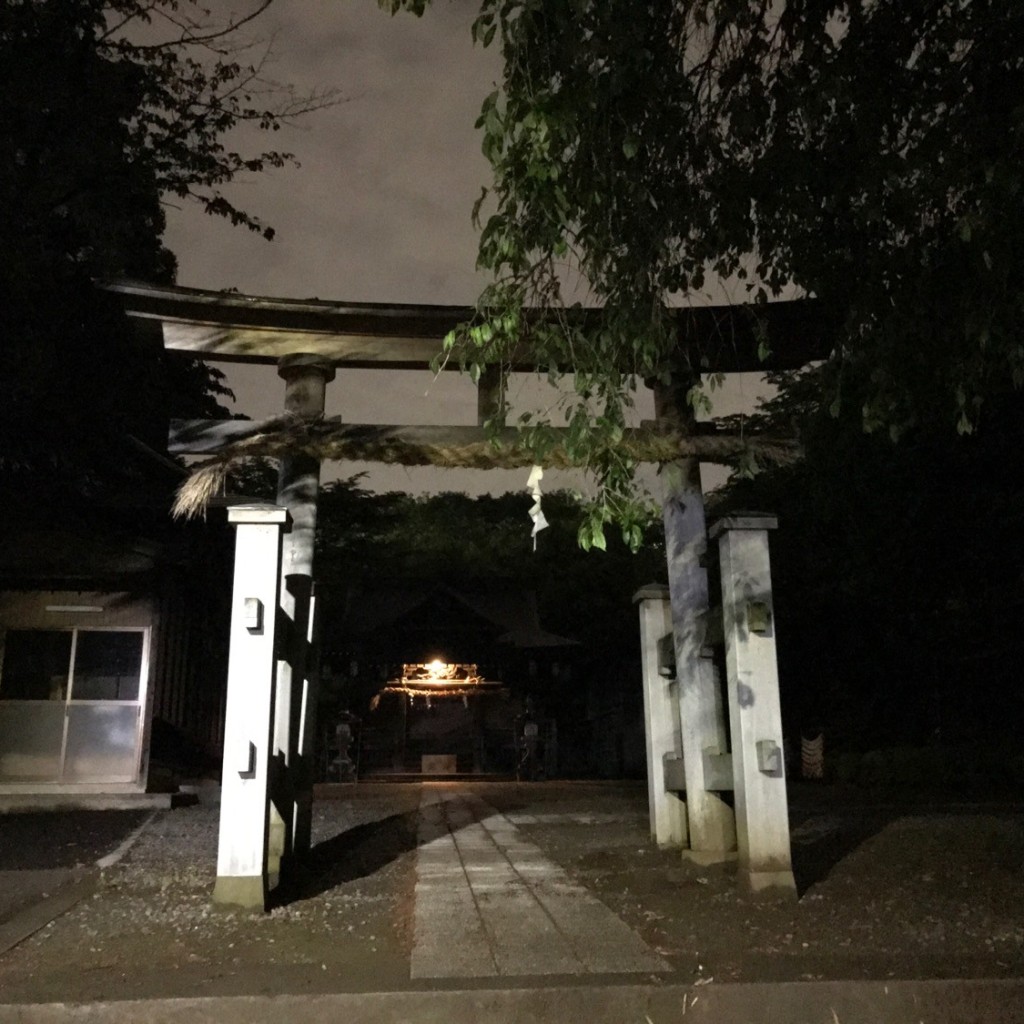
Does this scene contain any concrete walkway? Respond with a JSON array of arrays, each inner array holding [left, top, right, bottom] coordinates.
[[411, 788, 668, 978]]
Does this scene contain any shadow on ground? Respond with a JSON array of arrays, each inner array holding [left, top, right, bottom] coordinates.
[[0, 811, 149, 870], [274, 789, 534, 908], [790, 811, 896, 895], [269, 808, 423, 908]]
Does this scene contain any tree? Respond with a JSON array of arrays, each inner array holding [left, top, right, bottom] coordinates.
[[385, 0, 1024, 538], [719, 366, 1024, 755], [311, 478, 665, 668], [1, 1, 337, 500]]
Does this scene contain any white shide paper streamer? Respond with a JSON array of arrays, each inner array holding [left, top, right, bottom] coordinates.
[[527, 465, 549, 551]]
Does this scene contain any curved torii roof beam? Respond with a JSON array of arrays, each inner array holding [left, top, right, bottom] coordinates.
[[105, 280, 837, 373], [104, 280, 836, 517]]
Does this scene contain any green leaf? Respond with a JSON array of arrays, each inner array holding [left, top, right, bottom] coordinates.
[[577, 521, 592, 552]]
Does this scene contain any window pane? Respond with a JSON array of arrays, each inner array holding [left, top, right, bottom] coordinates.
[[0, 703, 65, 779], [63, 704, 141, 781], [0, 631, 72, 700], [71, 631, 144, 701]]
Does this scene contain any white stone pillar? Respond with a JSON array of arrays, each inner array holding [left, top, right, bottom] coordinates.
[[710, 514, 796, 895], [634, 584, 687, 848], [274, 354, 336, 868], [213, 505, 289, 909], [663, 458, 737, 860]]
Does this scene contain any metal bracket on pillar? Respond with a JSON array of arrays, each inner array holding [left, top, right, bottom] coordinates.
[[239, 740, 257, 779], [702, 749, 734, 791], [243, 598, 264, 633], [756, 739, 783, 776], [656, 632, 676, 679], [746, 601, 773, 635]]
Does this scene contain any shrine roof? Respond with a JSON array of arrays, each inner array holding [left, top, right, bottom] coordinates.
[[333, 582, 577, 650], [106, 279, 837, 372]]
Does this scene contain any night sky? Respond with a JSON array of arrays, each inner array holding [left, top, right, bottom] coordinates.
[[162, 0, 768, 497]]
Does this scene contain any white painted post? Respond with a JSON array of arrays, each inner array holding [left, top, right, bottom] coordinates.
[[710, 514, 796, 895], [634, 584, 688, 848], [663, 458, 737, 860], [213, 505, 289, 909]]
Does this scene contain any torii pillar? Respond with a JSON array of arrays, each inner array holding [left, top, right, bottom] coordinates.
[[271, 354, 335, 880], [655, 379, 737, 861]]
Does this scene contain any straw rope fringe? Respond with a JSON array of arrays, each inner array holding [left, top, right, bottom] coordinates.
[[171, 421, 801, 519]]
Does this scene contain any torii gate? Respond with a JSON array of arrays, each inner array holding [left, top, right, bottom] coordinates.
[[109, 280, 834, 908]]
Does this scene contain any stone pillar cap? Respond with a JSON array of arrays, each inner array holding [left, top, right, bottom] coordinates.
[[227, 504, 292, 526], [633, 582, 670, 603], [708, 512, 778, 539], [277, 353, 337, 382]]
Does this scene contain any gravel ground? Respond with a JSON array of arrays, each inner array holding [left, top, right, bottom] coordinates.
[[0, 782, 1021, 1003], [484, 787, 1024, 984], [0, 787, 423, 1002]]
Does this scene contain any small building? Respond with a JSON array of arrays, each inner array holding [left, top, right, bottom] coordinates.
[[0, 512, 231, 807], [320, 581, 576, 777], [0, 589, 158, 793], [365, 661, 511, 776]]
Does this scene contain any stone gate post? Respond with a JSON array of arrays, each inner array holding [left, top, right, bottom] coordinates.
[[634, 584, 687, 848], [710, 514, 795, 894], [213, 505, 289, 909]]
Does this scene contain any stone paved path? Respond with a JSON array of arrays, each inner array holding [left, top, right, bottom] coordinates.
[[410, 788, 670, 979]]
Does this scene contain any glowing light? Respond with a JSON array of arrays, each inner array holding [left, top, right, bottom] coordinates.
[[372, 661, 506, 707]]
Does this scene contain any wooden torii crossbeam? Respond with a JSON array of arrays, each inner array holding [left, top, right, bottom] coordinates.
[[107, 280, 835, 497], [167, 418, 804, 467]]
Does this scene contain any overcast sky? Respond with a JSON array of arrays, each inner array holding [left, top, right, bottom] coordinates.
[[161, 0, 767, 499]]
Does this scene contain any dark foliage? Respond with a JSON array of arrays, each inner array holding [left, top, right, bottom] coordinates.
[[1, 1, 334, 501], [720, 370, 1024, 752], [313, 477, 665, 659]]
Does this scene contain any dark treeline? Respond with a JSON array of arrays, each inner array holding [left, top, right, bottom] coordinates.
[[720, 369, 1024, 769]]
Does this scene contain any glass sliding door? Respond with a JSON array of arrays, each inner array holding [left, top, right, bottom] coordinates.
[[0, 627, 149, 783], [0, 630, 73, 780], [65, 630, 146, 782]]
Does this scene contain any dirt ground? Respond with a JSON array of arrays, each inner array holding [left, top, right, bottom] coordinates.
[[0, 782, 1021, 1004]]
